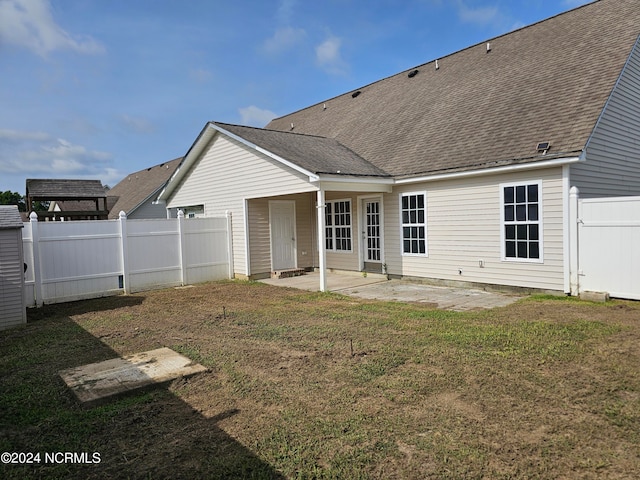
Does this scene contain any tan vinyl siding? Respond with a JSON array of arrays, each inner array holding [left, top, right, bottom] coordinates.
[[384, 168, 565, 291], [247, 199, 271, 275], [247, 194, 316, 276], [295, 194, 316, 270], [167, 133, 316, 275], [572, 40, 640, 198]]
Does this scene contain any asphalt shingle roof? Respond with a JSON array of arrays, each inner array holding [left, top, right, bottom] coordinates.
[[0, 205, 24, 229], [107, 158, 182, 219], [264, 0, 640, 177], [214, 122, 390, 177], [26, 179, 107, 199]]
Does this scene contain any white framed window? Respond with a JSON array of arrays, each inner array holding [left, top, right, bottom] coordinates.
[[400, 192, 427, 256], [500, 181, 543, 262], [325, 199, 352, 252]]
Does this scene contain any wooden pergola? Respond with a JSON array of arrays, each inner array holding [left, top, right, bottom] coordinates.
[[26, 179, 109, 221]]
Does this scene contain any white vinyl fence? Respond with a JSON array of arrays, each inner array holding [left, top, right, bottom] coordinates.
[[570, 189, 640, 300], [22, 211, 233, 307]]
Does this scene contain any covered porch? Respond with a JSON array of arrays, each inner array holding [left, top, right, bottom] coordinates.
[[245, 177, 393, 291]]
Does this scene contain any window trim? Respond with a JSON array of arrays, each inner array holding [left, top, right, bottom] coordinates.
[[325, 198, 353, 253], [399, 191, 428, 257], [500, 180, 544, 263]]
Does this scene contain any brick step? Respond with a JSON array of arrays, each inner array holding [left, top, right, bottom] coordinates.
[[272, 268, 306, 279]]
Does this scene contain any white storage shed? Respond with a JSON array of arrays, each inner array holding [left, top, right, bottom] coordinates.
[[0, 205, 26, 330]]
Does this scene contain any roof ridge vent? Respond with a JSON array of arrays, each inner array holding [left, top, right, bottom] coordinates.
[[408, 69, 419, 78], [352, 90, 361, 98]]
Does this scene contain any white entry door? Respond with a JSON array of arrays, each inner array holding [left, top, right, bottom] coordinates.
[[270, 201, 297, 271]]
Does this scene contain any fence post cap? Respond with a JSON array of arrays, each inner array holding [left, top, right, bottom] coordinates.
[[29, 211, 38, 221], [177, 210, 185, 218], [119, 211, 127, 219]]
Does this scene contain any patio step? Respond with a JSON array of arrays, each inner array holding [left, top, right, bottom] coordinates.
[[272, 268, 306, 279]]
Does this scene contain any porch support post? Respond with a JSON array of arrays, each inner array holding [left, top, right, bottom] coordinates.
[[316, 189, 327, 292]]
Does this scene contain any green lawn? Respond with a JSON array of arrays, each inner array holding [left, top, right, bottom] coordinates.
[[1, 281, 638, 479]]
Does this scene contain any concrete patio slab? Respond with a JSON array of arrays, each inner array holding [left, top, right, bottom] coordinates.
[[339, 280, 521, 311], [59, 347, 207, 405], [260, 272, 522, 311], [260, 271, 387, 291]]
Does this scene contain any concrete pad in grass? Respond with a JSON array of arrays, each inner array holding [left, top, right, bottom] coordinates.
[[59, 347, 207, 405]]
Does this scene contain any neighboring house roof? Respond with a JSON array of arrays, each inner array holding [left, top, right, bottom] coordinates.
[[265, 0, 640, 178], [0, 205, 23, 229], [107, 158, 181, 219], [50, 200, 108, 212], [26, 179, 107, 199]]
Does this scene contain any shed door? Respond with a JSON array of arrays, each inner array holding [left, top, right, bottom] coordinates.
[[270, 201, 297, 271]]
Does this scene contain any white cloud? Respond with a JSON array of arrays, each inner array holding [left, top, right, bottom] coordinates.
[[315, 35, 348, 76], [189, 67, 214, 84], [0, 130, 112, 177], [239, 106, 278, 127], [276, 0, 296, 24], [262, 26, 307, 55], [119, 115, 155, 134], [0, 128, 52, 142], [0, 0, 105, 57], [454, 1, 501, 26]]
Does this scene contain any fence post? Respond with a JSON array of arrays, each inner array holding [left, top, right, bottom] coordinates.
[[177, 210, 187, 286], [225, 210, 234, 279], [29, 212, 43, 307], [569, 186, 580, 296], [119, 211, 131, 294]]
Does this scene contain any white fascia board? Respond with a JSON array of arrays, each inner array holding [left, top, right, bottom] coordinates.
[[211, 124, 320, 182], [156, 124, 217, 202], [395, 156, 582, 185], [316, 175, 394, 193]]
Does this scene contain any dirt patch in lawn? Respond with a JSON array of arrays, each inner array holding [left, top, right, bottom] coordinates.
[[2, 281, 639, 479]]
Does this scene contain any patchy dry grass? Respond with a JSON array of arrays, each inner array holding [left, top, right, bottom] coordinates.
[[1, 280, 639, 479]]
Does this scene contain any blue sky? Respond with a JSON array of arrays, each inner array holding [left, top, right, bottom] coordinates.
[[0, 0, 593, 194]]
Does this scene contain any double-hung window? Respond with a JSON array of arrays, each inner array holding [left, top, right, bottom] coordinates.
[[501, 181, 542, 262], [325, 200, 352, 252], [401, 192, 427, 255]]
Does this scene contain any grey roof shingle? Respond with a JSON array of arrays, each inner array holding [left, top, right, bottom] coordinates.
[[107, 158, 182, 219], [265, 0, 640, 177], [26, 179, 107, 199], [214, 122, 390, 177], [0, 205, 24, 229]]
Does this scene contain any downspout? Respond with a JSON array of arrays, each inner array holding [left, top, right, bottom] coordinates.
[[316, 189, 327, 292]]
